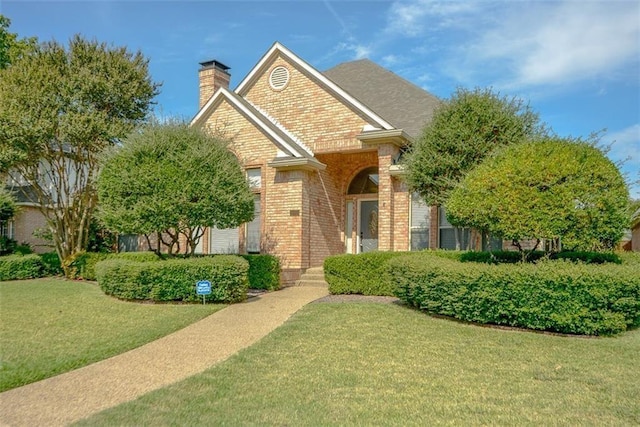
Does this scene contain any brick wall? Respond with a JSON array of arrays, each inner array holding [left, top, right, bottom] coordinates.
[[243, 54, 374, 154], [13, 206, 51, 253]]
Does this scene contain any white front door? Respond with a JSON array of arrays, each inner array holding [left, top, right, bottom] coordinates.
[[358, 199, 379, 253]]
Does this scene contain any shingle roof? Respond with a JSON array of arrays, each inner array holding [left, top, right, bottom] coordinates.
[[323, 59, 441, 139]]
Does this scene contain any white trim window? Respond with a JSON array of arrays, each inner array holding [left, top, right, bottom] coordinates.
[[410, 193, 430, 251], [247, 168, 262, 190], [0, 220, 15, 239], [438, 206, 471, 250]]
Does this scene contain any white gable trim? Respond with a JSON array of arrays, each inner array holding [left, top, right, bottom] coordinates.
[[235, 42, 394, 131], [248, 102, 313, 157], [190, 87, 308, 158]]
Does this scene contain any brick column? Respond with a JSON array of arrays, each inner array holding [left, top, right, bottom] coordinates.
[[377, 144, 398, 251]]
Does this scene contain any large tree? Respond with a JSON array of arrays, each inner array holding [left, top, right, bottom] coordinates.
[[97, 120, 255, 255], [445, 137, 629, 252], [405, 87, 548, 206], [0, 35, 159, 272], [0, 15, 37, 172], [0, 15, 36, 70]]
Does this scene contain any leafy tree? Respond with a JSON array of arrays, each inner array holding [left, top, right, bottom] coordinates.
[[0, 188, 18, 255], [445, 137, 630, 253], [405, 87, 548, 206], [0, 15, 37, 70], [0, 35, 159, 274], [0, 15, 37, 172], [97, 120, 255, 255], [0, 188, 16, 223]]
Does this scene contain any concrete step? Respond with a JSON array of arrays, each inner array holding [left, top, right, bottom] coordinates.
[[294, 266, 327, 288], [295, 279, 328, 288], [299, 273, 325, 281]]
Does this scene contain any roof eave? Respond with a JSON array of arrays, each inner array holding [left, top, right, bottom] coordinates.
[[357, 129, 413, 147], [389, 164, 407, 177], [267, 157, 327, 172]]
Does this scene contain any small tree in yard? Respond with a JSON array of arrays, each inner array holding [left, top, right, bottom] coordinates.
[[445, 137, 629, 253], [0, 34, 159, 275], [0, 188, 17, 255], [405, 87, 548, 207], [97, 120, 254, 255]]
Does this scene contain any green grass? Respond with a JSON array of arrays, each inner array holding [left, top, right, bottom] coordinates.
[[77, 303, 640, 426], [0, 278, 224, 392]]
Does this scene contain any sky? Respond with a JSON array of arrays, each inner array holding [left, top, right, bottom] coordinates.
[[3, 0, 640, 198]]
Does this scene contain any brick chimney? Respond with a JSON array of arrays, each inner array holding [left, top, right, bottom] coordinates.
[[198, 60, 231, 108]]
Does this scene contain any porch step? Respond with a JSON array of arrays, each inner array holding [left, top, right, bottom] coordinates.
[[295, 267, 328, 288]]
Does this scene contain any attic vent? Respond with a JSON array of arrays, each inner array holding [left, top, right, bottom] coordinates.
[[269, 66, 290, 90]]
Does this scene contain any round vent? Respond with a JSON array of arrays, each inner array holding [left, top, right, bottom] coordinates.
[[269, 66, 290, 90]]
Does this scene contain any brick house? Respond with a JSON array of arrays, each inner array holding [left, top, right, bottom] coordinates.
[[190, 41, 478, 284], [2, 183, 51, 253]]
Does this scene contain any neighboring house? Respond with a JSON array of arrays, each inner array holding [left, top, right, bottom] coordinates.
[[189, 41, 484, 284], [3, 183, 51, 253], [632, 209, 640, 252]]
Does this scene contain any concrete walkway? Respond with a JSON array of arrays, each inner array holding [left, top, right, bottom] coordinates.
[[0, 285, 328, 427]]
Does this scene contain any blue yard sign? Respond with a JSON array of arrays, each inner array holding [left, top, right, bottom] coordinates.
[[196, 280, 212, 304]]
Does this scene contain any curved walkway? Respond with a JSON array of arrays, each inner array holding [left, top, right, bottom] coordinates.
[[0, 285, 328, 427]]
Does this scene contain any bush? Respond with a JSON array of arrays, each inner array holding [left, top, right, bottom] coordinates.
[[0, 236, 17, 256], [40, 252, 63, 276], [66, 251, 162, 281], [324, 252, 409, 296], [389, 253, 640, 336], [0, 254, 44, 281], [619, 252, 640, 266], [240, 254, 280, 290], [96, 255, 249, 303], [459, 250, 621, 265]]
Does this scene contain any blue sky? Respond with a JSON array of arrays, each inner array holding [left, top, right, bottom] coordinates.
[[3, 0, 639, 197]]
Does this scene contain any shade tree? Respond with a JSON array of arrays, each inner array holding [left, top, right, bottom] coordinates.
[[0, 35, 159, 274], [405, 87, 548, 207], [97, 120, 255, 255], [445, 137, 629, 253]]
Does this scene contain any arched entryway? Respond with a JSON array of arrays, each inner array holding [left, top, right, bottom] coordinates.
[[345, 166, 379, 253]]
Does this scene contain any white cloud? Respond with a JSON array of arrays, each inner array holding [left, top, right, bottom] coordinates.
[[477, 2, 640, 88], [386, 0, 479, 37], [383, 0, 640, 90]]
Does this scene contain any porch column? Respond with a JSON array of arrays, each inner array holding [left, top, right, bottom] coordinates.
[[377, 143, 397, 251]]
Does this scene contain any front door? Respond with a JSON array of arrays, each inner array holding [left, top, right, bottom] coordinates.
[[359, 200, 379, 253]]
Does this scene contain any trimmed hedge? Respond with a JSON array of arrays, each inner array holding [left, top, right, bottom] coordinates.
[[40, 252, 63, 276], [0, 254, 43, 281], [96, 255, 249, 303], [68, 251, 162, 281], [240, 254, 280, 290], [459, 250, 621, 264], [324, 251, 409, 296], [389, 253, 640, 336]]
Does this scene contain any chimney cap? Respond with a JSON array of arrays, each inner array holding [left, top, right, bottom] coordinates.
[[199, 59, 230, 71]]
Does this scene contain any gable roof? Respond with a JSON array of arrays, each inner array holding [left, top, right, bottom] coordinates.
[[234, 42, 394, 131], [191, 87, 312, 158], [323, 59, 441, 138]]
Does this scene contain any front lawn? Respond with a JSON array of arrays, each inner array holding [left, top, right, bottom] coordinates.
[[0, 278, 224, 391], [78, 303, 640, 426]]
